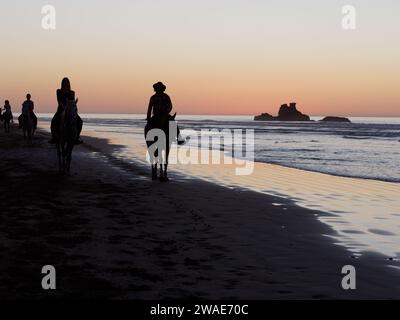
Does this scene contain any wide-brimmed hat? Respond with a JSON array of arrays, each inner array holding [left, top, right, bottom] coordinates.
[[153, 82, 166, 92]]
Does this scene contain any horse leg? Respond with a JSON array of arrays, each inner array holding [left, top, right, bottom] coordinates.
[[152, 164, 158, 180], [160, 158, 169, 182], [159, 165, 164, 180], [163, 154, 169, 182], [64, 145, 69, 174], [163, 142, 171, 181], [61, 144, 66, 174], [66, 144, 73, 176], [56, 144, 63, 173], [159, 151, 164, 179], [28, 129, 32, 145], [160, 164, 169, 182]]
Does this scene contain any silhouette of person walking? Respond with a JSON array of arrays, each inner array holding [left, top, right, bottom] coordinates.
[[49, 77, 83, 144]]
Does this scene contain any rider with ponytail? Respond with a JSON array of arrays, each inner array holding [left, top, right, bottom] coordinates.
[[49, 77, 83, 145]]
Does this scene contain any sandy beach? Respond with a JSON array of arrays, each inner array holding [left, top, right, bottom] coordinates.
[[1, 125, 399, 300]]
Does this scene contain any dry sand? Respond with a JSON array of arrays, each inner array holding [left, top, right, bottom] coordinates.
[[0, 125, 399, 299]]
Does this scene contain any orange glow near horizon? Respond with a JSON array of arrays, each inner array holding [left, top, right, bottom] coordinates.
[[0, 1, 399, 117]]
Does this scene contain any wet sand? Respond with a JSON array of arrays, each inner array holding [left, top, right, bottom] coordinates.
[[0, 126, 399, 299], [83, 126, 400, 259]]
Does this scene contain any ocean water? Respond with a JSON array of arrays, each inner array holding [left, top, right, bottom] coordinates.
[[178, 115, 400, 183], [39, 113, 400, 182], [37, 114, 400, 260]]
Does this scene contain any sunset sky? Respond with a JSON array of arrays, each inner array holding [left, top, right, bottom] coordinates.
[[0, 0, 399, 116]]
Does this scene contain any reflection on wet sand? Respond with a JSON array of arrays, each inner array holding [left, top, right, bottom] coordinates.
[[67, 126, 400, 260]]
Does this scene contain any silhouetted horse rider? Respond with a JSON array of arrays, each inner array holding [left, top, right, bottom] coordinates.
[[49, 77, 83, 145], [18, 94, 37, 132], [19, 94, 36, 143], [2, 100, 13, 133], [146, 82, 183, 181]]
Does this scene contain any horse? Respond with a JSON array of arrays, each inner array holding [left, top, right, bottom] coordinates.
[[145, 113, 179, 181], [21, 111, 34, 144], [56, 99, 78, 175]]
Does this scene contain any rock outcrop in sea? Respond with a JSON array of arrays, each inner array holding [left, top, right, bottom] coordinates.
[[254, 113, 274, 121], [254, 103, 311, 121], [320, 116, 351, 123], [277, 103, 310, 121]]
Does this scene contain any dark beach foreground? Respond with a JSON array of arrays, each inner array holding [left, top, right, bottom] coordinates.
[[0, 126, 399, 299]]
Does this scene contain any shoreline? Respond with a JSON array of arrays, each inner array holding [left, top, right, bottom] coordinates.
[[1, 126, 400, 299], [40, 120, 400, 184], [36, 114, 400, 184]]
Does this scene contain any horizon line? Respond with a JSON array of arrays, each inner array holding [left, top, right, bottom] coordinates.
[[31, 112, 400, 118]]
